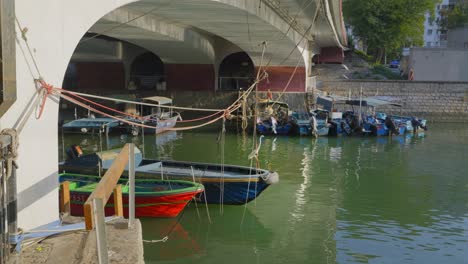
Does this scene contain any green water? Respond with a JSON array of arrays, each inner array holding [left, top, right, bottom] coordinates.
[[60, 124, 468, 263]]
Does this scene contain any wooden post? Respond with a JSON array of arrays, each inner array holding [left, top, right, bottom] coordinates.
[[113, 185, 123, 217], [84, 202, 93, 231], [59, 181, 70, 214], [84, 144, 130, 230]]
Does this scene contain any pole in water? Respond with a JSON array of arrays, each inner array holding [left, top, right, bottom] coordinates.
[[128, 143, 135, 228]]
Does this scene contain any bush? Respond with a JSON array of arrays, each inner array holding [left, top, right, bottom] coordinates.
[[354, 50, 373, 62], [371, 65, 403, 80]]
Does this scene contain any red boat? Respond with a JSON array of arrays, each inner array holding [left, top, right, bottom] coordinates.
[[59, 173, 204, 218]]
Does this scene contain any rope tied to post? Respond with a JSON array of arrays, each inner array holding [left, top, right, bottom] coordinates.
[[35, 79, 55, 119], [0, 129, 19, 178]]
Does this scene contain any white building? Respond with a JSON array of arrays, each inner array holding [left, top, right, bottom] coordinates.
[[423, 0, 451, 48]]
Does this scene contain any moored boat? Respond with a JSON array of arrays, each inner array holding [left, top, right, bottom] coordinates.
[[59, 147, 279, 205], [116, 96, 182, 135], [62, 117, 119, 134], [255, 100, 294, 135], [59, 173, 204, 217]]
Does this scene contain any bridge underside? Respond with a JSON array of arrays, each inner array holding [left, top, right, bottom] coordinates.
[[69, 0, 346, 93]]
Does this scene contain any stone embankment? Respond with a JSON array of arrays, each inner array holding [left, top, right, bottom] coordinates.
[[320, 80, 468, 122], [150, 80, 467, 123]]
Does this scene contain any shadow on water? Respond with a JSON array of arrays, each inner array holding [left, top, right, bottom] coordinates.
[[59, 124, 468, 264], [142, 205, 274, 263]]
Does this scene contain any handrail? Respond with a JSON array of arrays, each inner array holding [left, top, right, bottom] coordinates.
[[83, 144, 130, 230]]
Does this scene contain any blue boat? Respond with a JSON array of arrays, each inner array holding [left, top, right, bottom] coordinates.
[[392, 115, 428, 133], [255, 101, 294, 135], [62, 117, 120, 134], [59, 147, 279, 205], [291, 111, 312, 136]]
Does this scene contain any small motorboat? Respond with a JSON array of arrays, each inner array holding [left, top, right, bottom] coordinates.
[[59, 173, 204, 218], [62, 117, 120, 134], [254, 100, 294, 135], [115, 96, 182, 136], [60, 146, 279, 205]]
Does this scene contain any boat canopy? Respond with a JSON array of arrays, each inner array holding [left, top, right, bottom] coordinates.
[[256, 100, 289, 108], [142, 96, 172, 105], [316, 95, 402, 110], [365, 96, 402, 107], [62, 118, 118, 128]]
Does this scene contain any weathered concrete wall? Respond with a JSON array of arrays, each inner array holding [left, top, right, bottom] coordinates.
[[447, 26, 468, 49], [321, 80, 468, 122], [409, 48, 468, 82], [257, 67, 306, 92]]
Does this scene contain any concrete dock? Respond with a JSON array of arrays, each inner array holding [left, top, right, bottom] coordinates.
[[13, 218, 144, 264]]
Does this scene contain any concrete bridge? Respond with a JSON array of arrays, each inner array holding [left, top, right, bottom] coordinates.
[[0, 0, 346, 230]]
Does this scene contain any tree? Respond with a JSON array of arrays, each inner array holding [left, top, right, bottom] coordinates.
[[440, 2, 468, 29], [343, 0, 439, 63]]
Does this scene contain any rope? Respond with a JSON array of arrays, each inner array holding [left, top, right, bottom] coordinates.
[[190, 166, 201, 220], [62, 90, 225, 112], [15, 17, 42, 78], [218, 117, 226, 215], [142, 200, 191, 243], [38, 71, 265, 133], [241, 91, 248, 131], [0, 129, 19, 178], [261, 0, 322, 76]]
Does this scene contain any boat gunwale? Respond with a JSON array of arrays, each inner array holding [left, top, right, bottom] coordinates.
[[59, 173, 204, 196]]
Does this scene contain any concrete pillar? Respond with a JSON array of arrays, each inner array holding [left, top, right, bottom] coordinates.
[[303, 41, 317, 92]]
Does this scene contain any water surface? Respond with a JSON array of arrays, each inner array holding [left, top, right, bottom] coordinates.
[[60, 124, 468, 263]]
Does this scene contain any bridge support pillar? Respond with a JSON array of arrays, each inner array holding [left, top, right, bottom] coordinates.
[[304, 41, 318, 93]]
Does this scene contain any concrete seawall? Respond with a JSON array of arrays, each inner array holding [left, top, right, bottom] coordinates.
[[143, 80, 468, 123], [320, 80, 468, 123]]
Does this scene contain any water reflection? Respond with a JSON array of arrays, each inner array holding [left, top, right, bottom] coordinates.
[[58, 124, 468, 264]]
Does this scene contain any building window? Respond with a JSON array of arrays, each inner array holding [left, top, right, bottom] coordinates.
[[0, 0, 17, 118], [427, 29, 433, 35], [426, 42, 432, 47]]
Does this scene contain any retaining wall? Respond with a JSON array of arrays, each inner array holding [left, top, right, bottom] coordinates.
[[321, 80, 468, 123]]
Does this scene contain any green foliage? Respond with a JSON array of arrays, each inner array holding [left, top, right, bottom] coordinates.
[[371, 65, 403, 80], [353, 50, 373, 62], [343, 0, 440, 63], [440, 2, 468, 29]]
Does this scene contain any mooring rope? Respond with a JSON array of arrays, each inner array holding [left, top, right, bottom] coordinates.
[[190, 166, 201, 220], [142, 200, 191, 243]]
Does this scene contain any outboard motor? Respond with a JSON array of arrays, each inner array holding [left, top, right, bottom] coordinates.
[[66, 145, 83, 160], [385, 116, 398, 135], [411, 117, 425, 132]]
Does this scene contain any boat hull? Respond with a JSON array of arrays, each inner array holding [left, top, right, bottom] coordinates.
[[69, 191, 200, 218], [257, 123, 293, 135], [60, 158, 279, 205], [59, 174, 203, 218]]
